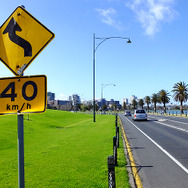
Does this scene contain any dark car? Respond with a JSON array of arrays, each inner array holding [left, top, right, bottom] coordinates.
[[124, 111, 131, 116]]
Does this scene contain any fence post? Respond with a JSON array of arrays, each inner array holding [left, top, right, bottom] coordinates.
[[107, 155, 116, 188], [113, 136, 117, 166], [116, 126, 119, 148]]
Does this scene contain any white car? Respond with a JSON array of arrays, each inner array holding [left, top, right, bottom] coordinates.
[[132, 109, 147, 121]]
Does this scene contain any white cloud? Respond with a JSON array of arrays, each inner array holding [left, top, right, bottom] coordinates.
[[96, 8, 123, 30], [126, 0, 178, 36]]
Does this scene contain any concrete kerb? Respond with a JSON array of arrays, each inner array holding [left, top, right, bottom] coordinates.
[[118, 117, 143, 188]]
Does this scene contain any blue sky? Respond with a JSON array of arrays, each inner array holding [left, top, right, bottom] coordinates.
[[0, 0, 188, 104]]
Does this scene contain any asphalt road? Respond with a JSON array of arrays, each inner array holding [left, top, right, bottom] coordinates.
[[119, 113, 188, 188]]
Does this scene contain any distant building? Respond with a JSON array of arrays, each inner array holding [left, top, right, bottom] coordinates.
[[101, 98, 107, 107], [54, 100, 72, 111], [68, 96, 72, 101], [72, 94, 81, 106], [54, 100, 70, 106], [47, 92, 55, 101], [47, 91, 124, 111], [107, 99, 121, 110], [96, 98, 107, 108], [82, 100, 92, 106], [123, 98, 129, 104]]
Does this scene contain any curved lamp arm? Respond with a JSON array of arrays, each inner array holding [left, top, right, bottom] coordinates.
[[101, 83, 116, 89], [95, 37, 131, 52], [101, 83, 116, 99]]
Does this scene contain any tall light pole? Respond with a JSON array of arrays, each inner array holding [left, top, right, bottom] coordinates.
[[93, 33, 131, 122]]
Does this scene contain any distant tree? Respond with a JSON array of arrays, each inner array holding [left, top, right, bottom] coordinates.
[[52, 106, 57, 110], [76, 103, 81, 111], [81, 104, 89, 112], [88, 104, 93, 111], [112, 103, 117, 111], [95, 104, 99, 111], [102, 104, 107, 111], [158, 90, 170, 113], [138, 99, 144, 109], [132, 99, 137, 109], [151, 93, 159, 113], [172, 81, 188, 114], [145, 96, 151, 112], [174, 105, 180, 110], [123, 102, 127, 110]]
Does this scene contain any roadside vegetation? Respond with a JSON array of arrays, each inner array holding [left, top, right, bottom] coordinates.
[[125, 81, 188, 115], [0, 110, 130, 187]]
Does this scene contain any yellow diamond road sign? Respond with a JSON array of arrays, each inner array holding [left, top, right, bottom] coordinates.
[[0, 6, 54, 76], [0, 75, 47, 115]]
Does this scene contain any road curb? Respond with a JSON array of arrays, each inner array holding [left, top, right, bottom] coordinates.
[[119, 117, 143, 188]]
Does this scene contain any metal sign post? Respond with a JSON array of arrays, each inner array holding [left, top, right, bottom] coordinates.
[[18, 113, 25, 188], [18, 70, 25, 188]]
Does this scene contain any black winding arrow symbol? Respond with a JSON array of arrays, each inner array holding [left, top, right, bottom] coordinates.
[[3, 17, 32, 57]]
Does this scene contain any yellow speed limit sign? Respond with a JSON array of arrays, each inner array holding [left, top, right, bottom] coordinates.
[[0, 75, 47, 115]]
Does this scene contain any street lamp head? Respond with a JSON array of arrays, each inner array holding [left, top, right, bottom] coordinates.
[[127, 39, 132, 43]]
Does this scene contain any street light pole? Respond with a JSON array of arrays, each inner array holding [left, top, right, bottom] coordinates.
[[93, 34, 131, 122], [101, 83, 116, 110], [101, 83, 116, 100], [93, 34, 96, 122]]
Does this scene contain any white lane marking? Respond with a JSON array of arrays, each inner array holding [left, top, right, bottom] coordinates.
[[157, 119, 167, 122], [148, 115, 188, 125], [125, 117, 188, 174], [166, 118, 188, 126], [155, 121, 188, 133], [148, 115, 188, 132]]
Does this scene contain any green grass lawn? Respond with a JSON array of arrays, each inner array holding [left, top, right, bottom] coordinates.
[[0, 110, 130, 187]]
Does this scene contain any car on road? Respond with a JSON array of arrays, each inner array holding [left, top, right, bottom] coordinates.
[[124, 110, 131, 116], [132, 109, 147, 121]]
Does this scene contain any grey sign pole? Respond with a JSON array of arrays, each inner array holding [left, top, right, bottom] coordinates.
[[18, 113, 25, 188], [18, 67, 25, 188]]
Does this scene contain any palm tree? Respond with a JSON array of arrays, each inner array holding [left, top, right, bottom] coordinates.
[[123, 101, 127, 110], [172, 81, 188, 114], [132, 99, 137, 109], [151, 93, 159, 113], [158, 90, 170, 113], [145, 96, 151, 112], [138, 99, 144, 109]]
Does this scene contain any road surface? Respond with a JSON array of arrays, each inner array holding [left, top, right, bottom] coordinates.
[[119, 113, 188, 188]]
